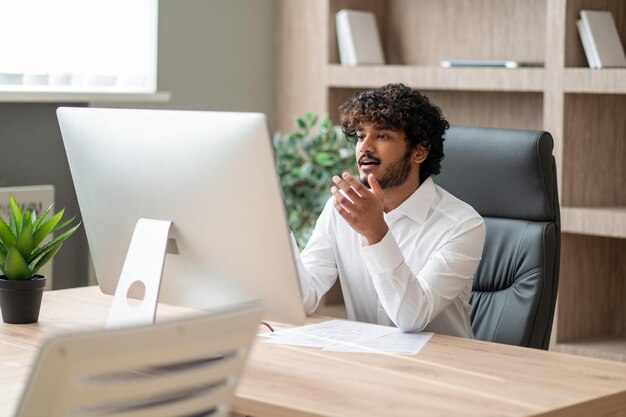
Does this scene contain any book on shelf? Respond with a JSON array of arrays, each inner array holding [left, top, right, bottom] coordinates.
[[440, 60, 543, 68], [335, 9, 385, 67], [577, 10, 626, 69]]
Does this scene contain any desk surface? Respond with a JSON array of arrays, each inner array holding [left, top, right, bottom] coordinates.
[[1, 287, 626, 417]]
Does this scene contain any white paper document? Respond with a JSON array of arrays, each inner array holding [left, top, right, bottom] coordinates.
[[261, 320, 433, 355]]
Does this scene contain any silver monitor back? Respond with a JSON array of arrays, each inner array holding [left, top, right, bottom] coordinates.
[[57, 107, 305, 325]]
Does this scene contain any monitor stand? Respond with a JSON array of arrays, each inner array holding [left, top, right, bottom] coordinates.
[[106, 218, 173, 328]]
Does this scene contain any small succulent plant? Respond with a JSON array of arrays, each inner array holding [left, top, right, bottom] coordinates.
[[0, 196, 80, 280]]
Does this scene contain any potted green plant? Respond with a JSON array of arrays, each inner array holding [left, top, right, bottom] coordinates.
[[0, 196, 80, 324], [274, 112, 356, 249]]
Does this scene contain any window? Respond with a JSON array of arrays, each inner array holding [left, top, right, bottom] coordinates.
[[0, 0, 158, 93]]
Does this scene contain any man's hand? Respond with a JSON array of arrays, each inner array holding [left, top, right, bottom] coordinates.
[[330, 172, 389, 245]]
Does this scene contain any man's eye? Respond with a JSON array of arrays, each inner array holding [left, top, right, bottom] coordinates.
[[377, 134, 388, 140], [356, 135, 365, 141]]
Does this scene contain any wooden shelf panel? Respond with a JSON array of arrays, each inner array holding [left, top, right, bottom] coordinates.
[[562, 94, 626, 207], [564, 69, 626, 94], [562, 207, 626, 238], [326, 64, 545, 92], [551, 337, 626, 362], [558, 234, 626, 346]]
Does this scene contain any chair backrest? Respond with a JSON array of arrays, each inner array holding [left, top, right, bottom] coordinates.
[[16, 302, 264, 417], [434, 127, 560, 349]]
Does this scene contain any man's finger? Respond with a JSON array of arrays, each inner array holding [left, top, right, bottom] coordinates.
[[368, 174, 384, 199], [341, 172, 370, 195], [330, 187, 350, 220], [330, 186, 354, 206], [332, 175, 362, 200]]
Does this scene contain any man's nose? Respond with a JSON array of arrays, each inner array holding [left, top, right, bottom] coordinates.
[[360, 135, 375, 152]]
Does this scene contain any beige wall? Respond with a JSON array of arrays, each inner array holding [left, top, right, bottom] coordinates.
[[157, 0, 276, 116]]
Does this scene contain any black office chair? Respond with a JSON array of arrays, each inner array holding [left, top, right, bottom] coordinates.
[[434, 127, 560, 350]]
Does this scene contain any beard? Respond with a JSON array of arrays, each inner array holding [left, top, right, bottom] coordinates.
[[360, 146, 414, 190]]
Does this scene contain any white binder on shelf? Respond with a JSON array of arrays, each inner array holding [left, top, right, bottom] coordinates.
[[577, 10, 626, 69], [336, 9, 385, 67]]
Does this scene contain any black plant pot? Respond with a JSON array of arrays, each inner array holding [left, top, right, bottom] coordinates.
[[0, 275, 47, 324]]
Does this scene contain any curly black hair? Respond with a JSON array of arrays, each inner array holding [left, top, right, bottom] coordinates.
[[339, 83, 449, 181]]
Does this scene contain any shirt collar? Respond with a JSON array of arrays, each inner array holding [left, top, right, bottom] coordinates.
[[385, 176, 438, 225]]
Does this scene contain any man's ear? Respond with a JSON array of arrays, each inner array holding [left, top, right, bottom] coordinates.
[[414, 145, 429, 164]]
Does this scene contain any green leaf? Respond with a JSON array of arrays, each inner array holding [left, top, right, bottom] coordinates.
[[0, 216, 17, 248], [17, 210, 34, 259], [32, 209, 64, 248], [32, 203, 54, 232], [31, 242, 62, 274], [301, 162, 314, 177], [315, 152, 337, 167], [296, 118, 306, 129], [28, 223, 80, 264], [3, 247, 32, 280], [9, 195, 28, 233], [9, 195, 23, 234], [51, 215, 76, 234]]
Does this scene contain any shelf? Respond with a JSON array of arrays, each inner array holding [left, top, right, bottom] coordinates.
[[0, 91, 171, 104], [564, 69, 626, 94], [562, 207, 626, 238], [551, 337, 626, 362], [326, 64, 545, 92]]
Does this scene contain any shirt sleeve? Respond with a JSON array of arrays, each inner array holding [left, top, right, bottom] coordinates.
[[362, 217, 486, 332], [291, 199, 339, 314]]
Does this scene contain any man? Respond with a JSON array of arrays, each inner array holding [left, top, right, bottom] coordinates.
[[291, 83, 485, 337]]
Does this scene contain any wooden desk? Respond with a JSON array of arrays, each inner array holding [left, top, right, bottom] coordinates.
[[1, 287, 626, 417]]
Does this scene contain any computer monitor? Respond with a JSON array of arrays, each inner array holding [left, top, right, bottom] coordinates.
[[57, 107, 305, 325]]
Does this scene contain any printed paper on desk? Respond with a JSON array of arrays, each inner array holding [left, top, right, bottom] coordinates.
[[262, 320, 433, 355]]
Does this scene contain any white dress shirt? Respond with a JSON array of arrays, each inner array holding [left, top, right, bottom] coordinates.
[[291, 177, 486, 337]]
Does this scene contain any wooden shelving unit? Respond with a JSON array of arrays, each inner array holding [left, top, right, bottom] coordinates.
[[275, 0, 626, 360]]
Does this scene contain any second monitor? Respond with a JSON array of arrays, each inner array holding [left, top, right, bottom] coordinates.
[[58, 107, 305, 325]]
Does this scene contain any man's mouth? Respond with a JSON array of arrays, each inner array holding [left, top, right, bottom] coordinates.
[[359, 154, 380, 166], [359, 154, 380, 174]]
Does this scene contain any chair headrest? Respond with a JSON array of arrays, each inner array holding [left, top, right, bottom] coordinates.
[[433, 127, 558, 222]]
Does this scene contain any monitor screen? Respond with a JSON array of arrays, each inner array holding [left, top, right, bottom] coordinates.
[[57, 107, 305, 325]]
